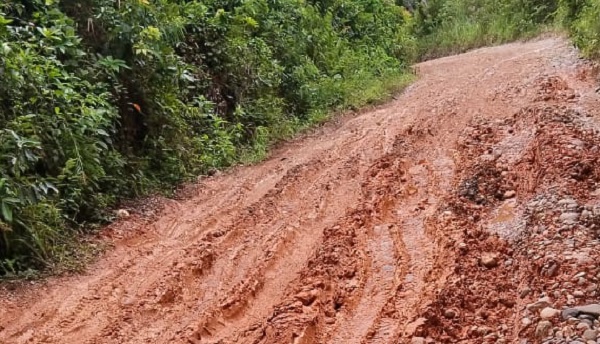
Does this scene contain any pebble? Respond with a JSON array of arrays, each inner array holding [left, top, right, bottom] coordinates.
[[295, 290, 318, 306], [561, 212, 580, 224], [536, 320, 553, 339], [583, 329, 598, 341], [411, 337, 425, 344], [520, 288, 532, 299], [444, 309, 457, 319], [116, 209, 130, 218], [577, 322, 591, 330], [480, 252, 499, 268], [528, 297, 552, 312], [540, 307, 560, 319]]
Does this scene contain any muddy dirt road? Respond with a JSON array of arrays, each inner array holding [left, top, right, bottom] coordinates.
[[3, 37, 600, 344]]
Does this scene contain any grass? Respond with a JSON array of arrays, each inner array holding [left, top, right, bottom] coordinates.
[[239, 71, 415, 165]]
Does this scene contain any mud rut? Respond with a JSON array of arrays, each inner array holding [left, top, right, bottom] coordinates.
[[2, 38, 600, 344]]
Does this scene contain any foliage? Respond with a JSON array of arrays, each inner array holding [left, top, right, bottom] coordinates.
[[412, 0, 600, 61], [0, 0, 415, 275], [558, 0, 600, 58], [413, 0, 558, 59]]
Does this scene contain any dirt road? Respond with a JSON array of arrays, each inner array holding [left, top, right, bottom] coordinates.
[[2, 37, 600, 344]]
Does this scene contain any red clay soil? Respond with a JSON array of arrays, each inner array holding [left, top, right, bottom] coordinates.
[[2, 37, 600, 344]]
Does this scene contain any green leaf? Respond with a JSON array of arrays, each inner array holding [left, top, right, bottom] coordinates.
[[96, 129, 109, 136], [1, 202, 13, 223]]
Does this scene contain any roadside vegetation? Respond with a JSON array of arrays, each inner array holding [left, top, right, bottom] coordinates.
[[0, 0, 598, 276]]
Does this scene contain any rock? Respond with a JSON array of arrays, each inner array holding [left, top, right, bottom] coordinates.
[[475, 326, 492, 336], [575, 304, 600, 318], [562, 308, 581, 320], [535, 320, 553, 339], [520, 288, 532, 299], [580, 315, 597, 322], [480, 252, 499, 268], [582, 319, 594, 328], [411, 337, 426, 344], [583, 329, 598, 341], [116, 209, 130, 218], [575, 290, 586, 298], [443, 309, 457, 319], [564, 325, 576, 338], [527, 297, 552, 312], [504, 190, 516, 199], [561, 212, 580, 224], [295, 290, 318, 306], [540, 307, 560, 319], [547, 264, 559, 277], [577, 322, 591, 330], [522, 317, 532, 327], [559, 198, 578, 206]]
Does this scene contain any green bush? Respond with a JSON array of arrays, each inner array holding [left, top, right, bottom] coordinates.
[[564, 0, 600, 58], [0, 0, 415, 275], [413, 0, 557, 59]]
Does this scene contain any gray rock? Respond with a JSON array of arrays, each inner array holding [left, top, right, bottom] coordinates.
[[581, 314, 597, 322], [575, 304, 600, 318], [582, 319, 594, 328]]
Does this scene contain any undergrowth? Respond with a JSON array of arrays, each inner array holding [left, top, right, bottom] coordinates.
[[0, 0, 416, 276]]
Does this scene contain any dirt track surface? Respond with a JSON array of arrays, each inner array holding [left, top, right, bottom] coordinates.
[[2, 37, 600, 344]]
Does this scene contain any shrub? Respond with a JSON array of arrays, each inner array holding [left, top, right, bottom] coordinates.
[[0, 0, 415, 275]]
